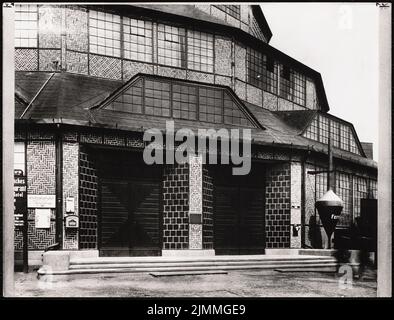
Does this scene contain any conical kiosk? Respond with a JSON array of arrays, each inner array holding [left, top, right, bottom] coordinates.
[[315, 190, 343, 249]]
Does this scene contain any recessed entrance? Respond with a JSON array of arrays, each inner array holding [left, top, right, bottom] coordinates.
[[213, 163, 266, 255], [97, 148, 162, 256]]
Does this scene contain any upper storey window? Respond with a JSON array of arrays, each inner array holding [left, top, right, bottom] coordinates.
[[158, 24, 186, 68], [89, 10, 121, 57], [15, 4, 38, 48], [187, 30, 214, 73], [105, 77, 256, 128], [246, 47, 278, 95], [213, 5, 241, 20], [303, 115, 362, 155], [123, 17, 153, 62], [279, 65, 306, 106]]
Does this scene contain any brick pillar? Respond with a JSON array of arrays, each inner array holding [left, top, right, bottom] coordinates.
[[188, 155, 203, 249], [290, 162, 302, 248], [265, 163, 291, 248], [62, 142, 79, 249]]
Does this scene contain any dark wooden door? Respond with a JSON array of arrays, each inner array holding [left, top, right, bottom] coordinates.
[[100, 179, 161, 256], [213, 164, 265, 255]]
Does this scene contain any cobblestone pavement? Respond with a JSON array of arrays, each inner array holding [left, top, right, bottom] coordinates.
[[13, 269, 376, 298]]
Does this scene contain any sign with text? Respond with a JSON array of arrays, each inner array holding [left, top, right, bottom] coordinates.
[[28, 194, 56, 208], [14, 170, 27, 229]]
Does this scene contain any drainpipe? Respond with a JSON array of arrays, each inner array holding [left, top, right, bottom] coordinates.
[[55, 124, 63, 249]]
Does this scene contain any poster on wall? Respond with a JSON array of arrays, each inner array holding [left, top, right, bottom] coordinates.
[[14, 169, 27, 229], [35, 208, 51, 229]]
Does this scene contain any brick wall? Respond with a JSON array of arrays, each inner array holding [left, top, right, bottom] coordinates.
[[162, 164, 189, 249], [265, 163, 291, 248], [25, 140, 57, 250], [202, 166, 214, 249], [79, 147, 99, 249]]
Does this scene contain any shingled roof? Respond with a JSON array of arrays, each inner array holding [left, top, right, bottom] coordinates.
[[15, 71, 376, 169]]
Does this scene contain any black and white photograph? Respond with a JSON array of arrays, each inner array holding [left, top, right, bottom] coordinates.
[[1, 1, 392, 304]]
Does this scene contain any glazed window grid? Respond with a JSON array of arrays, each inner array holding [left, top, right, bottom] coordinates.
[[158, 24, 186, 68], [15, 4, 38, 48], [123, 17, 153, 62]]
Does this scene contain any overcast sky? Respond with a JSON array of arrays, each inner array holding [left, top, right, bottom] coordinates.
[[260, 3, 379, 160]]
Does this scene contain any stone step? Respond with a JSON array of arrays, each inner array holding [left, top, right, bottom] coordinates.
[[70, 255, 335, 266], [149, 270, 229, 277], [39, 262, 338, 276], [69, 259, 336, 270]]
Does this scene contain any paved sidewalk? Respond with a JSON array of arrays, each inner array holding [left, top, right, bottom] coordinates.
[[13, 269, 376, 297]]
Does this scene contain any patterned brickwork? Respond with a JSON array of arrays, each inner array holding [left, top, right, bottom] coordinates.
[[290, 162, 302, 248], [89, 54, 122, 80], [265, 163, 291, 248], [123, 60, 154, 81], [162, 164, 189, 249], [28, 221, 57, 250], [80, 132, 103, 144], [278, 98, 294, 111], [215, 75, 232, 88], [246, 84, 263, 107], [79, 147, 99, 249], [234, 43, 246, 81], [263, 90, 278, 111], [306, 79, 318, 110], [214, 36, 232, 77], [103, 134, 125, 146], [39, 49, 61, 71], [15, 49, 38, 71], [38, 5, 62, 48], [187, 71, 214, 84], [66, 7, 88, 52], [202, 166, 214, 249], [63, 142, 79, 249], [157, 66, 187, 80], [27, 141, 56, 195], [235, 80, 246, 101], [66, 51, 88, 75]]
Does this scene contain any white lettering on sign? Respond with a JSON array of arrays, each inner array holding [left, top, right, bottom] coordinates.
[[28, 195, 56, 208]]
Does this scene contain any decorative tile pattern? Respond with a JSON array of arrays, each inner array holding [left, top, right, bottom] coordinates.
[[187, 70, 214, 84], [278, 97, 294, 111], [27, 141, 56, 195], [235, 79, 246, 101], [189, 224, 203, 249], [66, 51, 88, 75], [263, 90, 278, 111], [306, 79, 318, 110], [89, 54, 122, 80], [157, 66, 187, 80], [214, 36, 232, 77], [39, 49, 61, 71], [15, 49, 38, 71], [38, 5, 62, 48], [234, 43, 246, 81], [80, 133, 103, 144], [215, 75, 232, 88], [189, 155, 203, 215], [265, 163, 291, 248], [246, 84, 262, 107], [103, 134, 125, 146], [63, 142, 79, 249], [66, 7, 88, 52], [123, 60, 154, 81], [28, 221, 56, 250]]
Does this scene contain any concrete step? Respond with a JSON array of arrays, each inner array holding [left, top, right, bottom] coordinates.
[[69, 259, 336, 270], [69, 255, 334, 266], [40, 262, 338, 276], [149, 270, 229, 277]]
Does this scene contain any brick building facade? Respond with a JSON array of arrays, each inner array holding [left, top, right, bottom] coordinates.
[[13, 4, 377, 262]]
